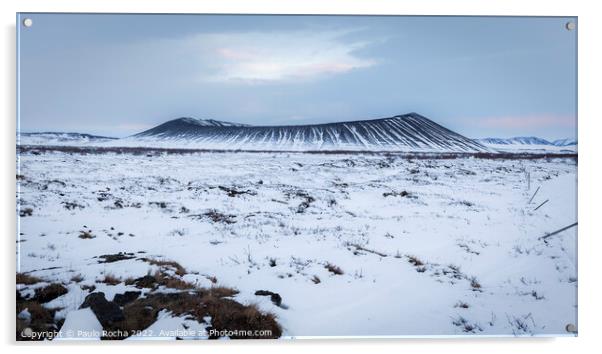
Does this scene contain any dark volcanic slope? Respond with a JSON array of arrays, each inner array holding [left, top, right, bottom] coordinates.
[[130, 113, 488, 152]]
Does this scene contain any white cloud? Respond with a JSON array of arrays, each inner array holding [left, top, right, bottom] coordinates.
[[176, 29, 378, 83]]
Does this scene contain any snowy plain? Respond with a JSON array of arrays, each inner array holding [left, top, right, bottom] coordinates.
[[16, 149, 577, 338]]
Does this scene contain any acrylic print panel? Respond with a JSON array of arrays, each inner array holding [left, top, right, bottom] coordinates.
[[16, 13, 577, 340]]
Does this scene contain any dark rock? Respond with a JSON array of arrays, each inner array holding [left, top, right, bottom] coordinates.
[[79, 292, 124, 327], [133, 275, 157, 289], [81, 284, 96, 292], [270, 293, 282, 307], [254, 290, 283, 307], [383, 190, 409, 198], [96, 252, 135, 263], [19, 208, 33, 217], [113, 291, 141, 306], [290, 191, 315, 214], [189, 210, 236, 224], [218, 186, 256, 197], [254, 290, 272, 296]]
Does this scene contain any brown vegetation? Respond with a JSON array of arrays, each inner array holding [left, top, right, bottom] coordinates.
[[17, 273, 42, 285], [140, 258, 187, 276], [101, 274, 122, 286], [16, 299, 60, 341], [325, 262, 344, 275], [455, 301, 470, 309], [105, 288, 279, 339], [78, 230, 95, 239], [33, 283, 68, 303], [407, 255, 425, 267], [469, 277, 482, 291]]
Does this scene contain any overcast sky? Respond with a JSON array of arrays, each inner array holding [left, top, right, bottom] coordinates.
[[18, 14, 576, 140]]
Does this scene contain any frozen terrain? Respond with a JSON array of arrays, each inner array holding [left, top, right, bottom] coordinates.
[[16, 148, 577, 338]]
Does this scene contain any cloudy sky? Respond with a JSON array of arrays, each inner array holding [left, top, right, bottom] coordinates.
[[18, 14, 576, 139]]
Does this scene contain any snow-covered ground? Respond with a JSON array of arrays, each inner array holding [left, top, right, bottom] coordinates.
[[16, 150, 578, 338], [481, 143, 577, 154]]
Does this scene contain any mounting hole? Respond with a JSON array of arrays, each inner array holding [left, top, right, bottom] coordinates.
[[23, 18, 33, 28], [565, 21, 575, 31], [565, 323, 577, 333]]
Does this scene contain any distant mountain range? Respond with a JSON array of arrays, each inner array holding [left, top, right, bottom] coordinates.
[[18, 132, 117, 146], [477, 136, 577, 147], [127, 113, 489, 152]]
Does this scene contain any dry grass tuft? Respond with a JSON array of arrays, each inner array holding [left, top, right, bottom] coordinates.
[[101, 274, 122, 286], [78, 230, 95, 239], [454, 301, 470, 309], [202, 297, 281, 339], [140, 258, 187, 276], [469, 277, 482, 291], [207, 285, 239, 298], [105, 287, 280, 339], [204, 275, 218, 284], [325, 262, 344, 275], [153, 270, 196, 290], [17, 273, 43, 285], [33, 283, 68, 303], [347, 243, 388, 257], [16, 300, 59, 340], [407, 255, 425, 267]]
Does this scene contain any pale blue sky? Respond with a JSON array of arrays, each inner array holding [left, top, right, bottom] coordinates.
[[18, 14, 577, 140]]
